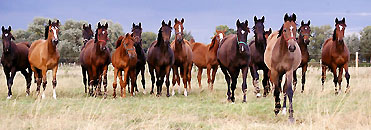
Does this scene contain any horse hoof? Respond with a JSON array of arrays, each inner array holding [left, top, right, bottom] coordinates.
[[184, 90, 188, 97], [156, 94, 161, 97], [288, 117, 295, 123], [274, 109, 280, 115], [230, 97, 235, 103], [282, 107, 287, 115], [150, 91, 154, 95], [242, 99, 246, 103], [256, 93, 261, 98], [41, 93, 45, 99], [166, 94, 170, 97], [335, 91, 339, 95], [7, 95, 12, 99], [172, 89, 175, 96], [143, 90, 147, 94]]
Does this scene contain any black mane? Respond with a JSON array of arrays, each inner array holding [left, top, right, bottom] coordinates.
[[155, 27, 163, 47], [44, 25, 49, 40]]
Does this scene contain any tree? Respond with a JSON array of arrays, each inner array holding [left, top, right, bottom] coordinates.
[[58, 20, 87, 62], [215, 25, 236, 36], [97, 19, 124, 52], [142, 32, 157, 50], [345, 34, 360, 54], [170, 30, 194, 42], [12, 29, 31, 43], [360, 26, 371, 62], [309, 25, 332, 61], [27, 17, 57, 42]]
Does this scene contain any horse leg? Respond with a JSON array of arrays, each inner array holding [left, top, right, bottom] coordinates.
[[141, 66, 146, 94], [220, 66, 231, 101], [3, 68, 11, 99], [149, 65, 155, 95], [293, 69, 297, 92], [21, 69, 31, 96], [270, 70, 281, 115], [262, 68, 270, 97], [52, 66, 58, 99], [129, 69, 137, 97], [338, 66, 344, 93], [82, 67, 87, 93], [286, 71, 295, 123], [103, 65, 108, 98], [250, 65, 260, 97], [230, 69, 239, 103], [301, 64, 308, 93], [171, 66, 180, 96], [112, 68, 118, 98], [331, 64, 339, 95], [87, 68, 94, 96], [344, 63, 350, 93], [41, 68, 47, 99], [321, 65, 327, 91], [187, 64, 192, 91], [197, 66, 203, 89], [182, 65, 189, 96], [242, 67, 248, 102], [206, 65, 211, 89], [210, 66, 218, 90], [165, 65, 172, 97], [155, 70, 164, 97], [122, 68, 129, 98]]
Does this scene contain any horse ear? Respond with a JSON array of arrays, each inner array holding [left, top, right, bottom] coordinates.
[[132, 23, 135, 28], [1, 26, 4, 32], [125, 33, 130, 37], [236, 19, 241, 27], [301, 20, 304, 26], [8, 26, 11, 32], [175, 18, 178, 23], [335, 18, 339, 24], [105, 23, 108, 28], [342, 17, 345, 23], [292, 13, 296, 21], [139, 22, 141, 28], [89, 24, 91, 29], [245, 20, 248, 26], [83, 24, 86, 29], [131, 33, 134, 37], [168, 20, 171, 27], [284, 13, 289, 22], [56, 20, 60, 26], [268, 28, 272, 34], [254, 16, 257, 23], [181, 18, 184, 24], [261, 16, 265, 22], [307, 20, 311, 25], [98, 22, 101, 28], [162, 20, 166, 26]]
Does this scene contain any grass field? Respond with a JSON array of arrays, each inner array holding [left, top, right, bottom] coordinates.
[[0, 65, 370, 129]]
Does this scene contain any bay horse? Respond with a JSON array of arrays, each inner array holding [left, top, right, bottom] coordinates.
[[112, 33, 137, 98], [191, 30, 225, 90], [321, 18, 350, 94], [131, 22, 147, 94], [249, 16, 272, 97], [170, 18, 193, 96], [1, 26, 32, 99], [293, 20, 311, 93], [81, 24, 94, 50], [29, 20, 61, 99], [217, 19, 251, 103], [147, 20, 174, 97], [79, 22, 110, 97], [264, 13, 301, 122]]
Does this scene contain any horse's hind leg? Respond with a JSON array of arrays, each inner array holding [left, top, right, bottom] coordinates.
[[149, 65, 155, 95], [242, 67, 248, 102], [21, 69, 32, 96], [52, 66, 58, 99], [3, 68, 11, 99], [338, 66, 344, 93], [82, 67, 87, 93], [262, 68, 270, 97], [344, 63, 350, 93], [301, 64, 308, 93], [293, 69, 297, 92], [197, 67, 203, 89], [220, 66, 231, 101], [321, 65, 327, 91], [250, 65, 260, 97]]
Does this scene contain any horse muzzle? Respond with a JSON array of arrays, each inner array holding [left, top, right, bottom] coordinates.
[[288, 45, 296, 52], [52, 39, 59, 45], [100, 46, 107, 51]]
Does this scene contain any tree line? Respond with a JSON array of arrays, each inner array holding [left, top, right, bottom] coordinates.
[[1, 17, 371, 63]]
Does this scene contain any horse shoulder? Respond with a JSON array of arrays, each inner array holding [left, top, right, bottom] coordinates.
[[264, 31, 279, 69]]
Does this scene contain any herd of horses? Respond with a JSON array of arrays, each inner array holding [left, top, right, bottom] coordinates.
[[1, 13, 351, 121]]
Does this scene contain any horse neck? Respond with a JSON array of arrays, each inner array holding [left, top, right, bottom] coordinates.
[[279, 37, 289, 53], [297, 35, 308, 50], [254, 37, 267, 52], [174, 40, 183, 51], [94, 42, 105, 55], [46, 37, 57, 54], [334, 40, 345, 52], [2, 41, 16, 57], [209, 39, 219, 54]]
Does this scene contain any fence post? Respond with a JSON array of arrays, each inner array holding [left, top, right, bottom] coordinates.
[[356, 52, 359, 75]]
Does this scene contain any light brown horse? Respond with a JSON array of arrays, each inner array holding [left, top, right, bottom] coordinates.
[[112, 33, 137, 98], [264, 13, 301, 122], [321, 18, 350, 94], [29, 20, 60, 99], [170, 18, 193, 96], [191, 30, 225, 90]]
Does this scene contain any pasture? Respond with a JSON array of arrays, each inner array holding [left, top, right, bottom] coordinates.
[[0, 65, 370, 129]]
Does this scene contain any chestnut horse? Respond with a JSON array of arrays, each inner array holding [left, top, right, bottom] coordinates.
[[293, 20, 311, 93], [321, 18, 350, 94], [147, 20, 174, 97], [79, 22, 110, 97], [29, 20, 61, 99], [112, 33, 137, 98], [249, 16, 272, 97], [131, 23, 147, 93], [82, 24, 94, 50], [191, 30, 225, 90], [1, 26, 32, 99], [217, 19, 251, 103], [264, 13, 301, 122], [170, 18, 193, 96]]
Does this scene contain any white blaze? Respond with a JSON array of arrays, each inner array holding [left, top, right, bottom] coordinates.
[[52, 27, 58, 39], [178, 25, 182, 32], [339, 25, 343, 31], [4, 33, 8, 37], [241, 30, 245, 34], [219, 33, 223, 40], [290, 26, 294, 37]]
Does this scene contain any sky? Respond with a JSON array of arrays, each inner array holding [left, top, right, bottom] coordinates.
[[1, 0, 370, 43]]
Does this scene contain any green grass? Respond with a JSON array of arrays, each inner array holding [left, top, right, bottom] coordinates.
[[0, 65, 370, 129]]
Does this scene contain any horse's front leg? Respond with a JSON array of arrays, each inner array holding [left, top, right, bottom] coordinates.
[[242, 67, 249, 102], [338, 66, 344, 93], [250, 65, 260, 97], [210, 66, 218, 90], [41, 67, 48, 99], [301, 64, 308, 93], [121, 68, 129, 98], [220, 66, 231, 101], [4, 68, 11, 99], [148, 65, 155, 95], [331, 64, 339, 95], [140, 66, 146, 94], [182, 65, 189, 96], [52, 66, 58, 99], [321, 65, 327, 91], [102, 65, 108, 98], [112, 68, 118, 98], [230, 69, 239, 103], [285, 71, 295, 123], [262, 67, 270, 97], [293, 69, 297, 92], [21, 68, 32, 96], [129, 68, 137, 97], [344, 63, 351, 93], [165, 65, 172, 97], [171, 66, 180, 96], [197, 66, 203, 89]]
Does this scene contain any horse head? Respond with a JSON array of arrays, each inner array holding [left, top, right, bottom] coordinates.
[[209, 30, 225, 50], [82, 24, 94, 44], [160, 20, 172, 44], [298, 20, 311, 45], [333, 18, 346, 43], [95, 22, 109, 51], [236, 19, 250, 53], [253, 16, 266, 43], [122, 33, 137, 59], [279, 13, 297, 52], [131, 22, 142, 49], [174, 18, 184, 44], [1, 26, 15, 54], [46, 20, 60, 46], [265, 28, 272, 39]]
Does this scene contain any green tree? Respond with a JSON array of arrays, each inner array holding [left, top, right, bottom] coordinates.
[[215, 25, 236, 36], [360, 26, 371, 62], [58, 20, 87, 62], [309, 25, 333, 61], [97, 19, 124, 52], [345, 34, 360, 54], [27, 17, 57, 42], [142, 32, 157, 50], [12, 29, 31, 43]]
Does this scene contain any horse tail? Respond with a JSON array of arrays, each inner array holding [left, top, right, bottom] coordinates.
[[115, 36, 125, 49]]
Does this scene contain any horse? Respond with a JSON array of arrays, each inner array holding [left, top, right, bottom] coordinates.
[[82, 24, 94, 50], [112, 33, 137, 98], [131, 22, 147, 94], [147, 20, 174, 97], [249, 16, 272, 97], [1, 26, 32, 99], [321, 18, 350, 94], [191, 30, 225, 90], [293, 20, 311, 93], [170, 18, 193, 96], [217, 19, 251, 103], [264, 13, 301, 122], [29, 20, 61, 99], [79, 22, 110, 97]]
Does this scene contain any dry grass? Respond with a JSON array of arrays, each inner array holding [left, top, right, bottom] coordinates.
[[0, 65, 370, 130]]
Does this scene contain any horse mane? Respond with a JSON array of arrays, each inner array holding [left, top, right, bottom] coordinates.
[[332, 28, 337, 41], [94, 28, 98, 43], [44, 25, 49, 40], [209, 35, 218, 50], [277, 25, 283, 38], [154, 27, 163, 47], [115, 36, 125, 49]]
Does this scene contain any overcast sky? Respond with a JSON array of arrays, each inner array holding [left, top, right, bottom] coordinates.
[[1, 0, 370, 43]]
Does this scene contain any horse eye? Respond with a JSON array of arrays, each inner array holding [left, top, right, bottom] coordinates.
[[283, 29, 287, 32]]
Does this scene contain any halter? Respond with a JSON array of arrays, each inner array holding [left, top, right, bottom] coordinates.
[[286, 36, 296, 42], [97, 39, 107, 43], [237, 37, 248, 46]]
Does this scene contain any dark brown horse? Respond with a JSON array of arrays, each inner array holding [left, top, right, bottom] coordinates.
[[293, 20, 311, 93], [147, 20, 174, 97], [112, 33, 137, 98], [191, 30, 225, 90], [131, 22, 147, 94], [217, 19, 251, 103], [82, 24, 94, 49], [170, 18, 193, 96], [249, 16, 272, 97], [1, 26, 32, 99], [79, 22, 110, 97], [321, 18, 350, 94], [264, 13, 301, 122], [29, 20, 61, 99]]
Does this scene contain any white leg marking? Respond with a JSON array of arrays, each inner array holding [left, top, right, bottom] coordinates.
[[42, 91, 45, 99], [53, 88, 57, 99], [184, 89, 188, 97], [7, 95, 12, 99], [172, 85, 176, 96], [282, 107, 287, 115]]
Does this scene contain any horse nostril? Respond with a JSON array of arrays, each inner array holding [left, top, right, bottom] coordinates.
[[288, 45, 296, 52]]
